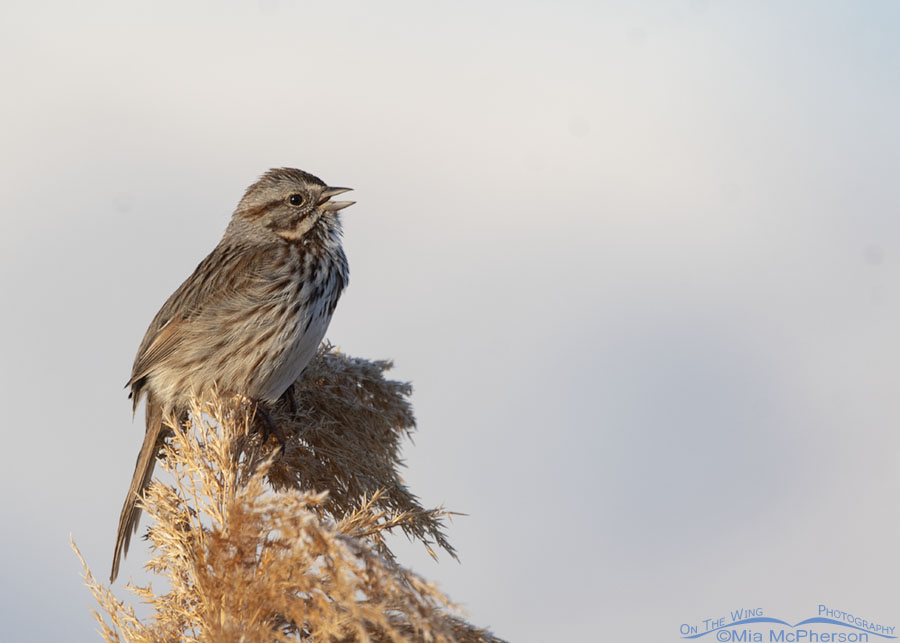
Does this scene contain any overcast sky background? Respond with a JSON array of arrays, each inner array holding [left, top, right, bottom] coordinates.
[[1, 1, 899, 641]]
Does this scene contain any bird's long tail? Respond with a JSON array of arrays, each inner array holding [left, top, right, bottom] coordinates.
[[110, 394, 166, 582]]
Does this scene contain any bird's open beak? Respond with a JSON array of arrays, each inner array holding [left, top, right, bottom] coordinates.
[[318, 187, 355, 212]]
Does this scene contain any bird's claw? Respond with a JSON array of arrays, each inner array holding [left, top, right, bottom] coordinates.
[[254, 402, 286, 455]]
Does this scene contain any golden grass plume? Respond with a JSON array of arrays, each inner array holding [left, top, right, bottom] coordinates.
[[74, 345, 504, 643]]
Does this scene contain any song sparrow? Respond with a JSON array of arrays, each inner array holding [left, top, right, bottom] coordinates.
[[110, 168, 354, 582]]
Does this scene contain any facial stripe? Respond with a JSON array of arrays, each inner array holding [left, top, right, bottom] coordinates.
[[240, 200, 280, 220]]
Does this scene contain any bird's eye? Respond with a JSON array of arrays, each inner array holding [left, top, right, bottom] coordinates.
[[288, 194, 305, 206]]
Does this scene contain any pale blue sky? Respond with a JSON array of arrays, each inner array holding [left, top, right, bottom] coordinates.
[[1, 2, 898, 641]]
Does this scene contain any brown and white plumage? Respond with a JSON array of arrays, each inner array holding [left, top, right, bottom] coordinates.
[[111, 168, 353, 582]]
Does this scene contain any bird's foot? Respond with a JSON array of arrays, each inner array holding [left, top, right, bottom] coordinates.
[[280, 383, 298, 415], [253, 401, 286, 454]]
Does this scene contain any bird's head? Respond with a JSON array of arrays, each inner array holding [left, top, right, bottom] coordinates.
[[232, 168, 354, 243]]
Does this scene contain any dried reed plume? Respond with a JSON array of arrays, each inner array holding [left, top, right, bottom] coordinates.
[[74, 345, 504, 642]]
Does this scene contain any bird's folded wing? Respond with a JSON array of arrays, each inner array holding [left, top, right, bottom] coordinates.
[[127, 244, 281, 392]]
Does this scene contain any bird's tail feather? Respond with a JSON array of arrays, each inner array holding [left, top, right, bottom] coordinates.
[[110, 394, 165, 583]]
